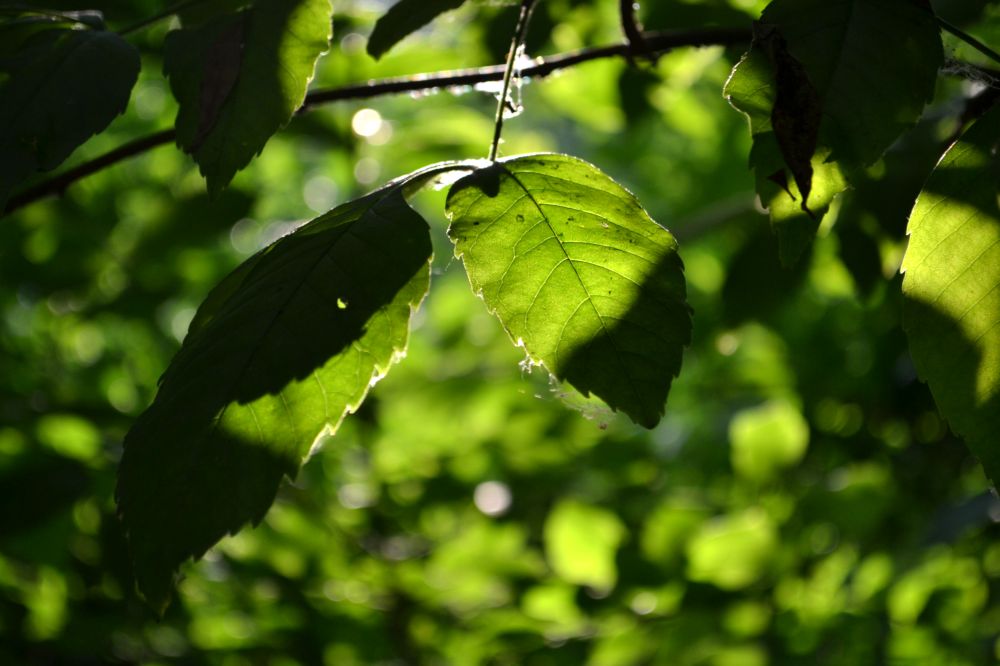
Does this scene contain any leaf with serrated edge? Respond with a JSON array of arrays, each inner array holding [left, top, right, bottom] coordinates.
[[164, 0, 333, 195], [902, 105, 1000, 488], [115, 164, 463, 612], [367, 0, 466, 59], [0, 20, 139, 208], [446, 154, 691, 428]]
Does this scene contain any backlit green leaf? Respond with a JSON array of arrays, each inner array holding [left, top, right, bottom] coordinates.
[[729, 400, 809, 480], [445, 154, 691, 428], [367, 0, 466, 60], [686, 508, 777, 590], [164, 0, 333, 195], [117, 172, 435, 612], [544, 500, 624, 592], [0, 15, 139, 209], [902, 105, 1000, 488]]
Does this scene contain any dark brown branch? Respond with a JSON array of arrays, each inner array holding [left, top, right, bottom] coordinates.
[[619, 0, 653, 61], [4, 26, 750, 217], [5, 129, 177, 215]]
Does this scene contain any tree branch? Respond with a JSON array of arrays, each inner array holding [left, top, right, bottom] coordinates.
[[3, 26, 750, 217], [619, 0, 653, 61]]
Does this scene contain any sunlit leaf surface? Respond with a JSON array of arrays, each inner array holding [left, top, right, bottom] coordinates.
[[446, 154, 691, 427], [117, 177, 433, 611], [164, 0, 333, 194], [902, 105, 1000, 488]]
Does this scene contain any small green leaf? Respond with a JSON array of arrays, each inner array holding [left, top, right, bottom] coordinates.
[[0, 16, 139, 209], [729, 400, 809, 481], [446, 154, 691, 428], [686, 508, 777, 590], [367, 0, 466, 60], [164, 0, 333, 195], [117, 172, 436, 612], [544, 500, 625, 592], [902, 105, 1000, 488]]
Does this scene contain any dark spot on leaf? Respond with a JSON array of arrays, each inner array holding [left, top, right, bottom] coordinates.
[[191, 17, 247, 152]]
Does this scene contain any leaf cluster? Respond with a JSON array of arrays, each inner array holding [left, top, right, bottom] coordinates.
[[1, 0, 999, 645]]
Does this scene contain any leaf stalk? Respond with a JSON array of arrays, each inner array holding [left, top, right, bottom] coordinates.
[[488, 0, 539, 162]]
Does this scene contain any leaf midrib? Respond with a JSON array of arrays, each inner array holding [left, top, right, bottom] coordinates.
[[503, 167, 650, 418]]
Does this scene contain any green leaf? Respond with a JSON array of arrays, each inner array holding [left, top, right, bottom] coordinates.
[[721, 216, 811, 324], [164, 0, 333, 195], [725, 35, 846, 265], [544, 500, 625, 592], [902, 105, 1000, 488], [685, 508, 777, 590], [726, 0, 941, 263], [117, 171, 437, 612], [760, 0, 942, 170], [0, 17, 139, 209], [445, 154, 691, 428], [367, 0, 466, 60], [729, 400, 809, 481]]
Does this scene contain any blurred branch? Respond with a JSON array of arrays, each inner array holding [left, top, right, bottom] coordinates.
[[4, 26, 750, 216], [5, 130, 177, 215], [619, 0, 653, 62], [938, 17, 1000, 66]]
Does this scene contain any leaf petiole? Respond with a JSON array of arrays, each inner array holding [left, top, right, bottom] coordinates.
[[488, 0, 538, 162]]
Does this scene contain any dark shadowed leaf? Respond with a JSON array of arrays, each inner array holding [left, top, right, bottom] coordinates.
[[117, 170, 438, 612], [726, 0, 940, 263], [834, 219, 883, 298], [0, 15, 139, 209], [761, 0, 942, 170], [836, 113, 948, 295], [724, 43, 845, 265], [902, 104, 1000, 488], [367, 0, 466, 59], [164, 0, 333, 195], [445, 154, 691, 428], [722, 216, 811, 324]]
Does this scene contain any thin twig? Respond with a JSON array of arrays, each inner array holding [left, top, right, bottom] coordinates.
[[938, 17, 1000, 67], [489, 0, 538, 162], [3, 26, 751, 217]]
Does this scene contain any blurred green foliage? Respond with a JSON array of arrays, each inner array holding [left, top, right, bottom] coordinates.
[[0, 0, 997, 664]]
